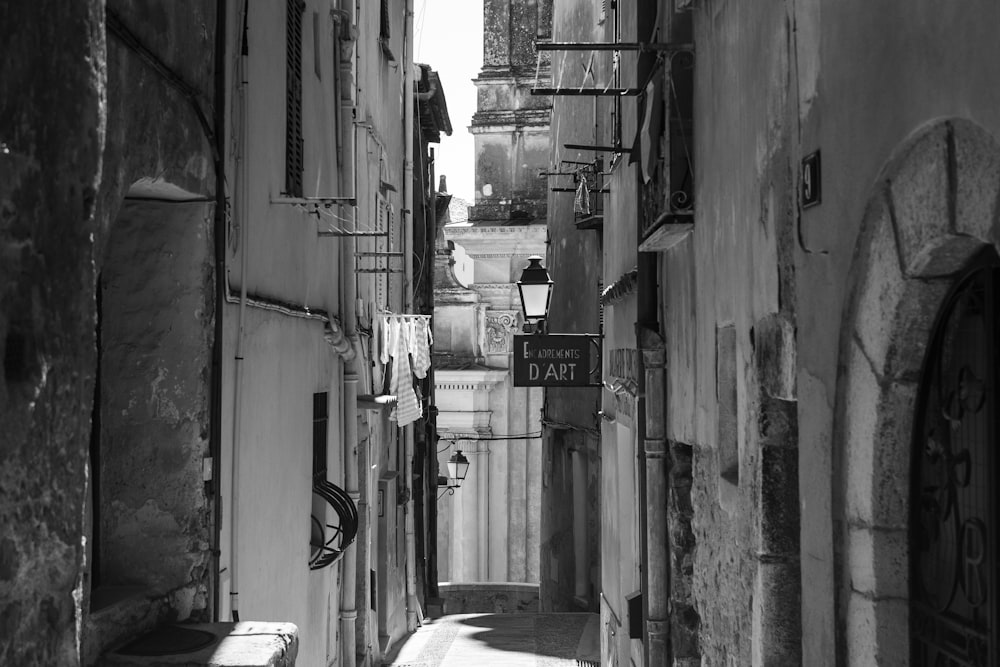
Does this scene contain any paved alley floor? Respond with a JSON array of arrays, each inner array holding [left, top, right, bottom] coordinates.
[[382, 613, 600, 667]]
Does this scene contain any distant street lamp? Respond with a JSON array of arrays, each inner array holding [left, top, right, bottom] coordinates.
[[517, 255, 553, 333], [438, 450, 471, 498]]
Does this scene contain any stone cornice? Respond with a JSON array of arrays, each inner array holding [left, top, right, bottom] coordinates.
[[446, 226, 547, 237], [435, 369, 508, 387], [470, 112, 552, 130]]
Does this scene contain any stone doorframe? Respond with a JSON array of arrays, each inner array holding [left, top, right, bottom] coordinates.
[[835, 118, 1000, 666]]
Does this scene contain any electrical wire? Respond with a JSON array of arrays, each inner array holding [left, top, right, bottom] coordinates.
[[438, 433, 542, 442]]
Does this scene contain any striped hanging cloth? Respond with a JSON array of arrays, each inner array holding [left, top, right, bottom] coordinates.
[[412, 317, 432, 379], [389, 317, 421, 426]]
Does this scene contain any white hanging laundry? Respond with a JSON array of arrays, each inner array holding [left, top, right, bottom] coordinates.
[[574, 175, 591, 215], [389, 319, 422, 426], [412, 317, 431, 379], [379, 315, 399, 365]]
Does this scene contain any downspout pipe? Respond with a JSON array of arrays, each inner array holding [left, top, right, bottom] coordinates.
[[635, 2, 668, 664], [403, 0, 419, 633], [229, 2, 249, 622], [210, 0, 228, 623], [341, 372, 360, 667], [338, 0, 360, 659]]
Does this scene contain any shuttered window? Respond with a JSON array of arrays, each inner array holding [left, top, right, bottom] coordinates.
[[286, 0, 305, 197], [313, 392, 329, 479], [380, 0, 390, 40]]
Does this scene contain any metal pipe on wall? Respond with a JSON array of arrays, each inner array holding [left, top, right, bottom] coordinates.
[[402, 0, 419, 633], [336, 1, 361, 662], [228, 4, 250, 620], [210, 0, 228, 623], [340, 372, 360, 667]]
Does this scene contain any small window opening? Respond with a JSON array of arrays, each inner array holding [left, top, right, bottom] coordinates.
[[313, 392, 329, 479], [285, 0, 305, 197]]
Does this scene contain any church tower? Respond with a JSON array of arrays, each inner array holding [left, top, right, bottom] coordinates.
[[469, 0, 552, 224]]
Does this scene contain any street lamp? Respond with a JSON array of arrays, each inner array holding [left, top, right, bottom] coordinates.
[[438, 450, 470, 498], [517, 256, 553, 333]]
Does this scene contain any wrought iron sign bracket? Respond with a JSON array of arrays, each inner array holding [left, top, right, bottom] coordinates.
[[531, 42, 694, 96]]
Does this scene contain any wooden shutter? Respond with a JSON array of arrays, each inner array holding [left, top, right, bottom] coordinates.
[[380, 0, 390, 40], [285, 0, 305, 197]]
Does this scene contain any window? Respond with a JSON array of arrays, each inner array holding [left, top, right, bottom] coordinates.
[[313, 392, 329, 479], [285, 0, 305, 197], [380, 0, 390, 40], [312, 11, 321, 79], [379, 0, 396, 61]]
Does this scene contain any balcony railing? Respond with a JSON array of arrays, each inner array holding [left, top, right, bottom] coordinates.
[[641, 48, 694, 249], [309, 477, 358, 570]]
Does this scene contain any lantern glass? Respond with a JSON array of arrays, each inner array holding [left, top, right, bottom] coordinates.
[[516, 256, 553, 321], [447, 450, 470, 483]]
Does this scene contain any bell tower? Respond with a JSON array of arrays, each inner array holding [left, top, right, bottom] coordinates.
[[469, 0, 553, 225]]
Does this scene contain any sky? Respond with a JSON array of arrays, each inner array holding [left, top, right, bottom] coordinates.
[[413, 0, 482, 203]]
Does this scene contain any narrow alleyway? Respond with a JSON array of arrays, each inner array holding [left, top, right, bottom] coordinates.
[[382, 613, 600, 667]]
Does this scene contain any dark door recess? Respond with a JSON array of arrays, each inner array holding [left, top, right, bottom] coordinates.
[[912, 253, 1000, 666]]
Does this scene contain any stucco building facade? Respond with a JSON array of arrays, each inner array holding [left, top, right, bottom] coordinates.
[[543, 0, 1000, 666], [1, 1, 449, 665]]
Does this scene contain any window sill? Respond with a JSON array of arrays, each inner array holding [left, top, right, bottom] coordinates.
[[102, 621, 299, 666]]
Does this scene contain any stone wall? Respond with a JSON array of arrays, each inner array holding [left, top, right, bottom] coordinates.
[[439, 582, 540, 614], [0, 2, 218, 663], [0, 2, 106, 664]]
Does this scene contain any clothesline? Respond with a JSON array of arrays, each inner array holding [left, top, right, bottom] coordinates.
[[379, 314, 433, 427]]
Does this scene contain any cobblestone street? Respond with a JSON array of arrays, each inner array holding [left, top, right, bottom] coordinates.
[[383, 614, 600, 667]]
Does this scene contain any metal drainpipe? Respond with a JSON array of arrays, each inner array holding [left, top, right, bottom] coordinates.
[[337, 0, 360, 663], [403, 0, 419, 633], [635, 0, 668, 659], [341, 371, 360, 667], [228, 18, 249, 623], [210, 0, 228, 623]]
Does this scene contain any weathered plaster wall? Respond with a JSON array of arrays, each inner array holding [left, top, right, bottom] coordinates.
[[219, 307, 342, 667], [0, 2, 105, 664], [1, 1, 220, 663], [800, 3, 1000, 665], [98, 199, 214, 605], [681, 1, 796, 664], [89, 4, 218, 660], [540, 0, 606, 617], [227, 0, 342, 309], [683, 0, 1000, 665]]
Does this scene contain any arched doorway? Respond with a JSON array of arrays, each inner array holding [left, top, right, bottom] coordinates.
[[911, 251, 999, 665], [837, 119, 1000, 665], [86, 189, 214, 630]]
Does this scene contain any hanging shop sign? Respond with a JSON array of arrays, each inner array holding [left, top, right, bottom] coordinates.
[[513, 334, 602, 387]]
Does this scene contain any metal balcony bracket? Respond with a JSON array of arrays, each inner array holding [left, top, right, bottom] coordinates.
[[535, 42, 694, 54], [531, 87, 642, 96], [639, 212, 694, 253], [309, 478, 358, 570], [564, 143, 633, 153]]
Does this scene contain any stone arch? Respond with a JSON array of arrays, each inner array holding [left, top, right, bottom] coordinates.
[[84, 177, 215, 658], [836, 118, 1000, 665]]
